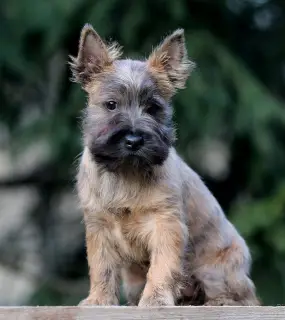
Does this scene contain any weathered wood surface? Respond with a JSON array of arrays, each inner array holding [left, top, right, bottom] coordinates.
[[0, 306, 284, 320]]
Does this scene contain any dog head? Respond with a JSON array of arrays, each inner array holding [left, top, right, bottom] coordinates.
[[70, 24, 195, 173]]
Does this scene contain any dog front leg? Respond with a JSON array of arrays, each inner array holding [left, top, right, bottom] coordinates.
[[138, 215, 187, 307], [79, 228, 120, 306]]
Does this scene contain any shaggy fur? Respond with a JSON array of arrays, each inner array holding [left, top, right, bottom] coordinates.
[[70, 24, 260, 306]]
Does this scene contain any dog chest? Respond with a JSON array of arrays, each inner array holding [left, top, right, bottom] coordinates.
[[111, 211, 150, 263]]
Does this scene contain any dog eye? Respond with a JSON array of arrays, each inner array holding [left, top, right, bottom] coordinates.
[[105, 101, 117, 111], [146, 102, 160, 116]]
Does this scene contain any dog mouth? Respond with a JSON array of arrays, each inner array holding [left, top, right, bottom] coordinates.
[[90, 141, 169, 172], [89, 126, 171, 172]]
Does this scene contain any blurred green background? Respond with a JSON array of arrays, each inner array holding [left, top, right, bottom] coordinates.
[[0, 0, 285, 306]]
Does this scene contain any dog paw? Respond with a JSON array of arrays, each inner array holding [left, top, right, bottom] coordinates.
[[205, 296, 261, 306], [79, 295, 118, 306], [204, 298, 240, 306], [138, 292, 175, 307], [138, 300, 168, 307], [138, 299, 171, 307]]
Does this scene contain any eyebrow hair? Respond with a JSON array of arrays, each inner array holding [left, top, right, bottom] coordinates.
[[100, 80, 128, 95], [148, 95, 165, 106], [138, 83, 157, 101], [101, 75, 158, 99]]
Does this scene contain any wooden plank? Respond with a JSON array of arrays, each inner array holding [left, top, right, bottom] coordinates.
[[0, 306, 284, 320]]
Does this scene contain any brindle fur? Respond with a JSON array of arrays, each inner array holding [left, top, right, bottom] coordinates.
[[70, 24, 260, 307]]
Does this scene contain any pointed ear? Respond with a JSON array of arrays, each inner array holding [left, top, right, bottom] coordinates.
[[69, 24, 122, 88], [147, 29, 195, 91]]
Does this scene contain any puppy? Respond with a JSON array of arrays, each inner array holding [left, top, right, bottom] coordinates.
[[70, 24, 259, 306]]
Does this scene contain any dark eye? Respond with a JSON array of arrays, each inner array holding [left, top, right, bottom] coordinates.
[[105, 101, 117, 111], [146, 102, 160, 116]]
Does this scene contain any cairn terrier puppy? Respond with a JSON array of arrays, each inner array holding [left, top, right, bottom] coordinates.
[[70, 24, 259, 306]]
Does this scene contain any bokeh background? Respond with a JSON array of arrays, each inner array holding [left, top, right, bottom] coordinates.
[[1, 0, 285, 306]]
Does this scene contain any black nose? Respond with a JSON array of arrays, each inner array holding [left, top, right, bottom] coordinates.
[[125, 133, 144, 151]]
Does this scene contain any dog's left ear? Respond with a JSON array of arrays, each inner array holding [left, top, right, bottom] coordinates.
[[148, 29, 195, 90]]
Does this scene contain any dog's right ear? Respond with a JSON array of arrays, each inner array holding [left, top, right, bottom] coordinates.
[[69, 24, 122, 88]]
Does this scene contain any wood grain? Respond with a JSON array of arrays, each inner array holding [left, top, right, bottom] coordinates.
[[0, 306, 284, 320]]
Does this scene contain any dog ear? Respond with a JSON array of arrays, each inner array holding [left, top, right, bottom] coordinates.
[[147, 29, 195, 90], [70, 24, 122, 88]]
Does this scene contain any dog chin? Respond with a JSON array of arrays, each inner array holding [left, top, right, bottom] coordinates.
[[92, 149, 169, 173]]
